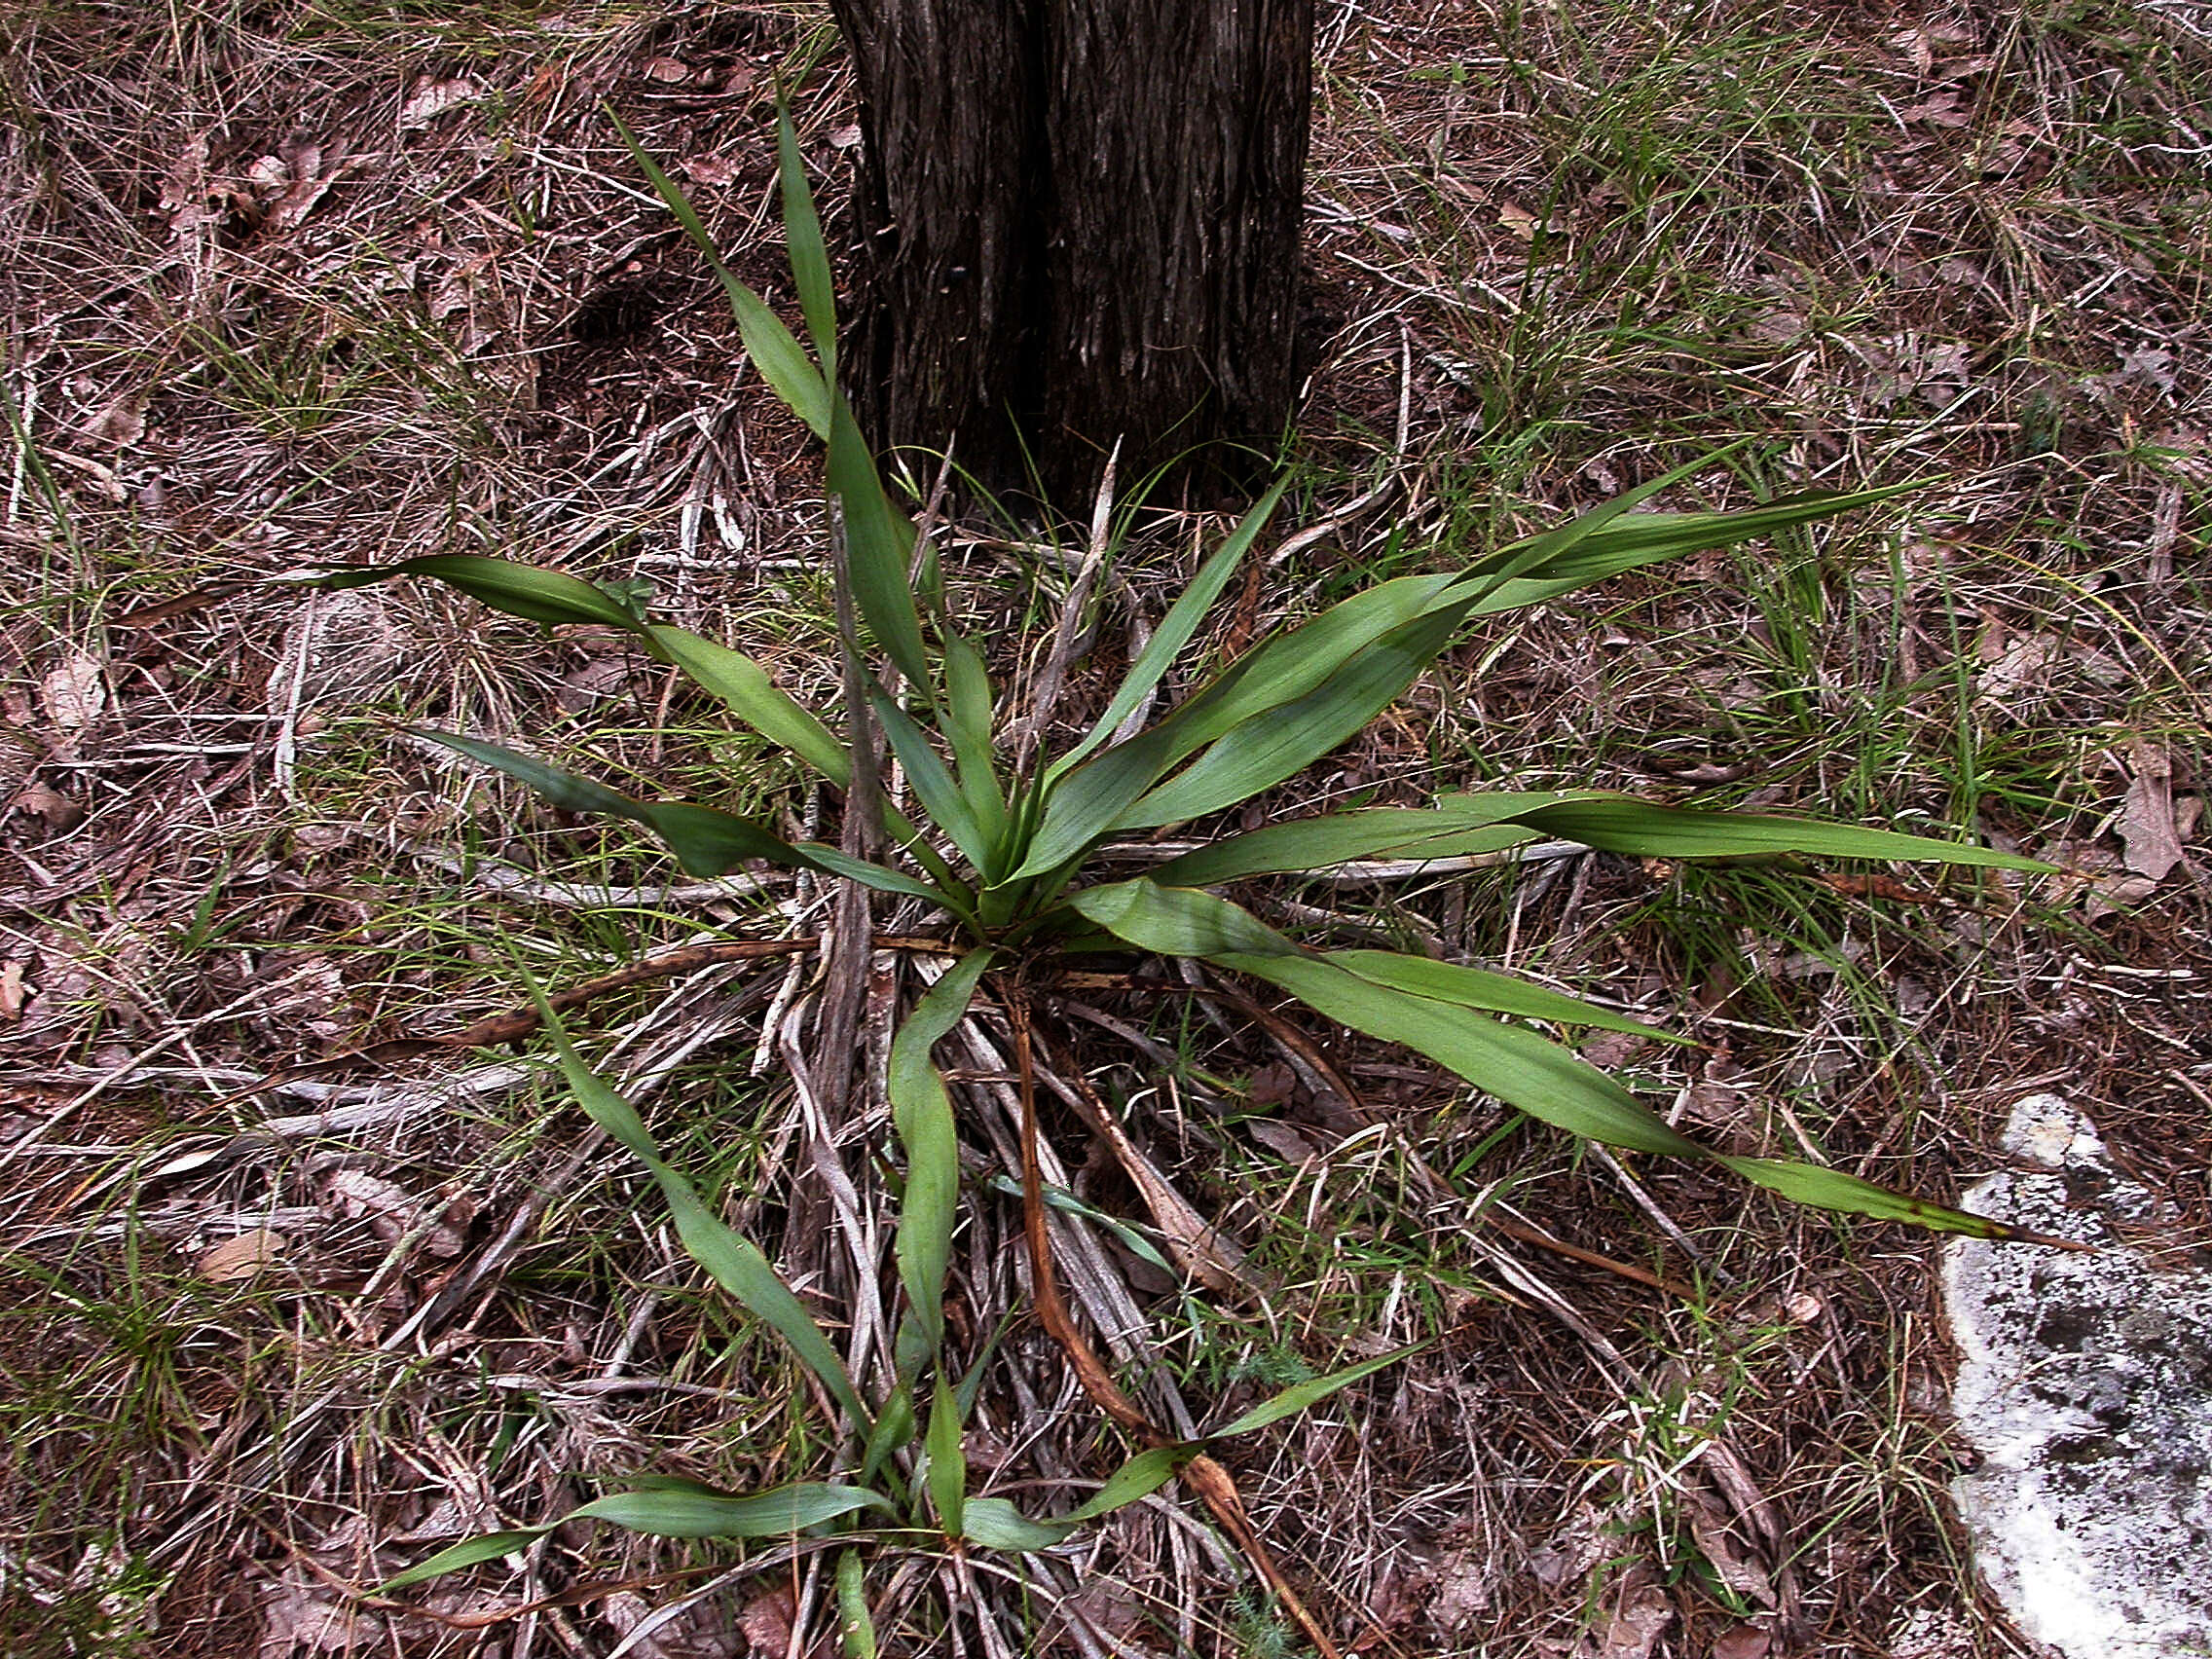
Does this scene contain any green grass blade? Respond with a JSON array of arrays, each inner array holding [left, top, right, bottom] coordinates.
[[609, 109, 830, 437], [775, 103, 836, 371], [317, 552, 643, 629], [535, 1000, 874, 1430], [888, 950, 994, 1352], [1331, 951, 1689, 1043], [1507, 798, 2050, 870], [926, 1375, 967, 1535], [1209, 1346, 1421, 1437], [1054, 474, 1293, 777], [644, 624, 850, 786]]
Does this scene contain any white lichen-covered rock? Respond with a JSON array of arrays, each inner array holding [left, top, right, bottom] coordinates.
[[1941, 1093, 2212, 1658]]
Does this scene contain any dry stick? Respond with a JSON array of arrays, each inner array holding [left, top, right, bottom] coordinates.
[[1006, 996, 1347, 1659]]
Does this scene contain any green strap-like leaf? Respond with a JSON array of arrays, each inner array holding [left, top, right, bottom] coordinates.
[[941, 635, 1012, 872], [379, 1483, 891, 1593], [829, 393, 934, 692], [1331, 950, 1689, 1044], [870, 690, 990, 870], [420, 732, 954, 906], [1209, 1345, 1422, 1437], [1505, 797, 2050, 871], [380, 1530, 547, 1593], [1053, 474, 1293, 777], [534, 1001, 874, 1429], [1226, 947, 1705, 1159], [572, 1481, 892, 1538], [1069, 879, 1296, 960], [1147, 813, 1552, 887], [926, 1374, 967, 1535], [775, 104, 837, 372], [1061, 1445, 1193, 1522], [316, 552, 644, 630], [1120, 604, 1473, 830], [1073, 880, 2025, 1239], [959, 1497, 1071, 1551], [888, 950, 994, 1351], [610, 109, 830, 437], [644, 624, 851, 786]]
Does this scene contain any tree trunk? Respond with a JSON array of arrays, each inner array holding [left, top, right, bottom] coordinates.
[[827, 0, 1313, 508]]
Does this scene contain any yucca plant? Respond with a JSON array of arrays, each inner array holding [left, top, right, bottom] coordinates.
[[329, 113, 2050, 1649]]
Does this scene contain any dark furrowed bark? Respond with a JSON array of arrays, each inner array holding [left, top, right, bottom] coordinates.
[[828, 0, 1312, 510]]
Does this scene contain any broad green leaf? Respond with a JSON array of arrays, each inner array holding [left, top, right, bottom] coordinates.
[[611, 110, 830, 437], [871, 691, 990, 869], [1069, 880, 1294, 961], [573, 1482, 891, 1538], [926, 1375, 967, 1535], [535, 1002, 872, 1429], [1210, 1345, 1421, 1437], [888, 950, 994, 1351], [1055, 474, 1294, 775], [381, 1529, 544, 1592], [775, 104, 836, 371], [644, 624, 850, 786], [1331, 951, 1688, 1043], [1507, 798, 2048, 870], [318, 553, 643, 630], [837, 1548, 878, 1659], [829, 393, 933, 690], [960, 1497, 1072, 1551], [1121, 604, 1472, 830]]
